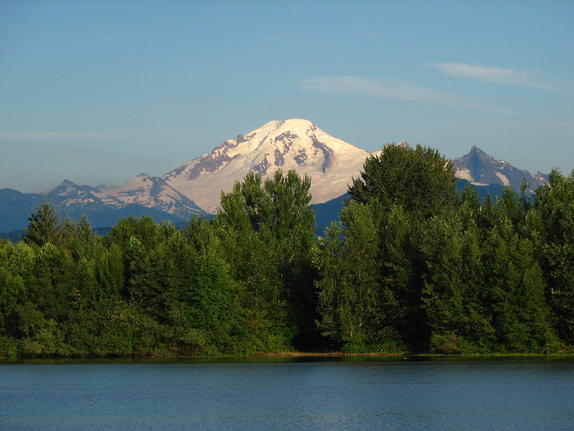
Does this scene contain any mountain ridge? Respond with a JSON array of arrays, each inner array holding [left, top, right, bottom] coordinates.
[[0, 174, 205, 233], [453, 146, 548, 190], [0, 118, 549, 233], [162, 118, 370, 212]]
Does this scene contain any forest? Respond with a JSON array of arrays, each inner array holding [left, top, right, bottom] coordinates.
[[0, 144, 573, 357]]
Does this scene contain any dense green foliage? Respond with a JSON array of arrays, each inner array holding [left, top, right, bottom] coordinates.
[[0, 147, 573, 357], [349, 144, 457, 217], [316, 145, 571, 354], [0, 170, 316, 357]]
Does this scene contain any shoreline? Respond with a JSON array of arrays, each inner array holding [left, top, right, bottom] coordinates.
[[1, 351, 573, 362]]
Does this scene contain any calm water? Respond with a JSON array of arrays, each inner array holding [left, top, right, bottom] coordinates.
[[1, 358, 573, 430]]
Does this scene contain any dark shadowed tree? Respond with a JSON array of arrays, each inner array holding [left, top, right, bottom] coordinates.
[[529, 169, 574, 345], [217, 170, 317, 349], [315, 200, 406, 352], [349, 144, 457, 218], [22, 202, 60, 247]]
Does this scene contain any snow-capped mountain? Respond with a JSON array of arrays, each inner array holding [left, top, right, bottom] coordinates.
[[99, 174, 203, 219], [45, 175, 204, 219], [453, 146, 548, 190], [0, 118, 553, 234], [47, 179, 109, 207], [0, 176, 205, 233], [162, 119, 370, 212]]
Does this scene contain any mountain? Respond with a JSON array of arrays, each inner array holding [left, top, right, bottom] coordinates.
[[0, 177, 205, 233], [311, 193, 349, 235], [455, 178, 506, 199], [0, 188, 44, 233], [161, 122, 542, 213], [47, 176, 205, 221], [453, 146, 548, 190], [45, 179, 115, 212], [99, 174, 203, 219], [162, 119, 370, 213], [1, 119, 551, 234]]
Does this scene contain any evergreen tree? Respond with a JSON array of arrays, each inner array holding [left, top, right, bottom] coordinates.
[[481, 217, 554, 351], [419, 215, 465, 353], [457, 204, 496, 351], [22, 202, 60, 247], [529, 169, 574, 345]]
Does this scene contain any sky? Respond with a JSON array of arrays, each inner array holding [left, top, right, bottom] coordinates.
[[1, 0, 573, 192]]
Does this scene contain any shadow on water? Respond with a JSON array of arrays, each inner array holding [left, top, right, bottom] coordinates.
[[1, 353, 573, 366]]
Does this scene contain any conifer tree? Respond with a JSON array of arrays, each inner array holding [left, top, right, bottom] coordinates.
[[529, 170, 574, 344], [22, 202, 60, 247]]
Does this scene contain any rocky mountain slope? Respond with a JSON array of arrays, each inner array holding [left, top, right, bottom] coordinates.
[[162, 119, 370, 212], [1, 118, 550, 233], [453, 146, 548, 190], [0, 176, 204, 233], [98, 174, 203, 219]]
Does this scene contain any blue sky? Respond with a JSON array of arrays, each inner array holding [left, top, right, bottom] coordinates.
[[1, 0, 573, 192]]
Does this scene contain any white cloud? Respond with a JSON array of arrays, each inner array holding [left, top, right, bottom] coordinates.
[[299, 76, 505, 111], [434, 63, 549, 90]]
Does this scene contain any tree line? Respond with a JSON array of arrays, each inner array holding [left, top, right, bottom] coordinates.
[[0, 145, 572, 357]]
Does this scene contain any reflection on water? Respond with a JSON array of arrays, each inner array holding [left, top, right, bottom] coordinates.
[[1, 358, 574, 430]]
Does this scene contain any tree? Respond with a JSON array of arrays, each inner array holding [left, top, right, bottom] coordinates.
[[217, 170, 317, 349], [59, 216, 99, 260], [106, 216, 159, 250], [315, 200, 405, 352], [349, 144, 457, 218], [22, 202, 60, 247], [338, 144, 458, 351], [480, 216, 554, 352], [529, 169, 574, 345], [456, 204, 496, 351], [419, 215, 465, 352]]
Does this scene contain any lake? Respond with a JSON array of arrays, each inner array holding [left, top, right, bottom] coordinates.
[[1, 357, 573, 430]]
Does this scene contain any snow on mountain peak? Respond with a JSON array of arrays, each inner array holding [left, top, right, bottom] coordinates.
[[5, 120, 553, 228], [453, 147, 547, 190], [100, 174, 202, 218], [163, 119, 370, 213]]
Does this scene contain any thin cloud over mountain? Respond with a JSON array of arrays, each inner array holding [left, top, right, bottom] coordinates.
[[434, 63, 550, 90], [299, 76, 506, 112]]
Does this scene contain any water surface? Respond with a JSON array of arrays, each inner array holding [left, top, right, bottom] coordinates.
[[1, 358, 573, 430]]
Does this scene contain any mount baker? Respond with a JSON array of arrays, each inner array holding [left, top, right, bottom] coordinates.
[[163, 119, 370, 212], [0, 118, 547, 233]]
